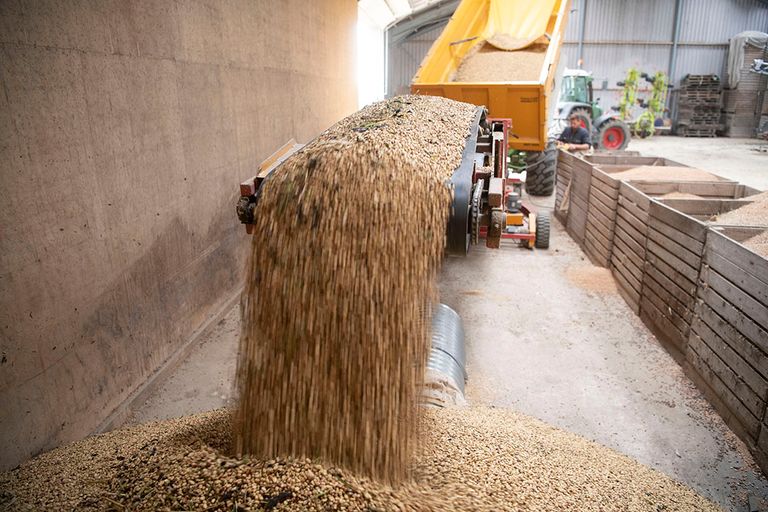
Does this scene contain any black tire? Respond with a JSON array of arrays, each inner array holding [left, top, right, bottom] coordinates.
[[525, 140, 557, 196], [570, 107, 593, 133], [535, 213, 550, 249], [595, 119, 631, 150]]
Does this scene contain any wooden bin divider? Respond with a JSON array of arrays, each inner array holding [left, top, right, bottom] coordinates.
[[687, 229, 768, 467], [584, 168, 620, 268], [610, 181, 650, 314], [658, 198, 754, 218], [584, 154, 678, 166], [640, 200, 708, 355], [555, 151, 574, 225], [631, 180, 739, 198]]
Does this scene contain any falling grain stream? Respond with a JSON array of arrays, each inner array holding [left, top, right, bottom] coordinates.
[[234, 95, 476, 482]]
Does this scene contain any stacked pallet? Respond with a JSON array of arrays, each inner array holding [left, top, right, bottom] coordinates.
[[676, 75, 722, 137], [722, 42, 768, 137]]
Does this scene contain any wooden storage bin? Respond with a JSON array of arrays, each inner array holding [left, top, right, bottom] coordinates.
[[686, 228, 768, 467], [583, 168, 619, 268], [555, 151, 574, 226], [556, 149, 768, 474], [640, 201, 708, 354], [611, 182, 650, 314]]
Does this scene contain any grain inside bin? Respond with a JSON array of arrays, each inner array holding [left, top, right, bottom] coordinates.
[[714, 190, 768, 226], [744, 230, 768, 257], [608, 166, 725, 182]]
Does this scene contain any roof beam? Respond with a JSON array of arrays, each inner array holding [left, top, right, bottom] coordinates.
[[386, 0, 460, 45]]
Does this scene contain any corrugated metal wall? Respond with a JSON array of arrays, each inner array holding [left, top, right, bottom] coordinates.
[[388, 23, 447, 96], [387, 0, 768, 114]]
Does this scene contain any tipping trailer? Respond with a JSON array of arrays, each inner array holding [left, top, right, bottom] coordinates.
[[411, 0, 571, 196]]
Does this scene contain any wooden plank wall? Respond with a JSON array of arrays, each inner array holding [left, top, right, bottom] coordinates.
[[567, 155, 591, 247], [688, 230, 768, 467], [640, 201, 708, 354], [584, 153, 666, 166], [610, 182, 650, 315], [584, 168, 619, 267], [710, 226, 767, 243], [555, 151, 574, 226], [633, 181, 739, 198], [659, 198, 752, 218], [553, 150, 768, 473]]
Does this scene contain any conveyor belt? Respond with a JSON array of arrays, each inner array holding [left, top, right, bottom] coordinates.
[[446, 106, 487, 255]]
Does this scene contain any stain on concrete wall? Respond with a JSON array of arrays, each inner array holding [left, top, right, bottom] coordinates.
[[0, 0, 357, 470]]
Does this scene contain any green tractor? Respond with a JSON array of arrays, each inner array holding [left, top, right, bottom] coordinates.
[[556, 68, 631, 150]]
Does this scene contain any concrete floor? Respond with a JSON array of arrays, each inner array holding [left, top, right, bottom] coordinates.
[[630, 136, 768, 190], [126, 137, 768, 510], [440, 228, 767, 510], [125, 308, 239, 425]]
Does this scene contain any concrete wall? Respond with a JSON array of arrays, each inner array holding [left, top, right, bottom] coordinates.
[[0, 0, 357, 470]]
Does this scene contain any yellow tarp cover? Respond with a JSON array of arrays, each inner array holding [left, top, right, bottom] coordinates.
[[483, 0, 558, 50]]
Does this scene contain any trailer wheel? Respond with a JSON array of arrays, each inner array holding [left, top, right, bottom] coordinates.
[[596, 119, 631, 150], [525, 140, 557, 196], [535, 213, 550, 249]]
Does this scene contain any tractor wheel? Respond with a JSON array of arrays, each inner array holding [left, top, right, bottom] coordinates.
[[596, 119, 631, 150], [525, 140, 557, 196], [571, 107, 593, 133], [535, 213, 550, 249]]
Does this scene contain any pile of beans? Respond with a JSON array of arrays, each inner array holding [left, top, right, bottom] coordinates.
[[1, 407, 720, 511]]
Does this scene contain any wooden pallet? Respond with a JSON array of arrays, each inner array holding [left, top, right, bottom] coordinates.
[[677, 74, 722, 137]]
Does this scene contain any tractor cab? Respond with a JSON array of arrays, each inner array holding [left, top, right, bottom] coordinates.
[[560, 70, 603, 119], [557, 69, 602, 130], [555, 68, 630, 150]]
